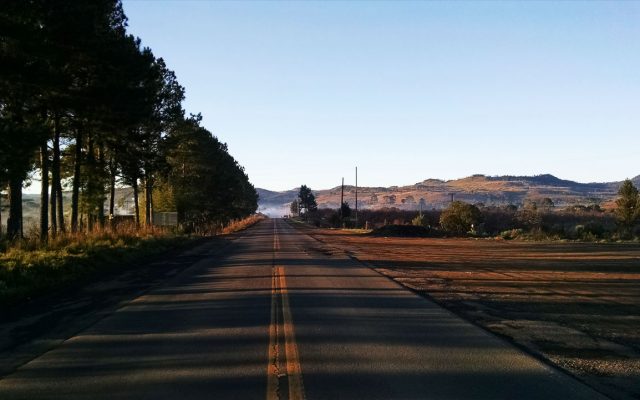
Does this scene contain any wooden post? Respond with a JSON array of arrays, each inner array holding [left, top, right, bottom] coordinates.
[[355, 166, 358, 228]]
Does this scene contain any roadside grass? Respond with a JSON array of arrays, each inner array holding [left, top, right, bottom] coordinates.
[[222, 214, 266, 234], [0, 226, 188, 309], [0, 214, 265, 310]]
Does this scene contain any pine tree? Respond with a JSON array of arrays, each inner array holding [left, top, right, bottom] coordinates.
[[615, 179, 639, 238], [1, 1, 257, 237], [298, 185, 317, 215]]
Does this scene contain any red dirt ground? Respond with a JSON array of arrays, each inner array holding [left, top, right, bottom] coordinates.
[[302, 226, 640, 400]]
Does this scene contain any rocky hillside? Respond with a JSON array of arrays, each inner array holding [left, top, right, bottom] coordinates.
[[258, 174, 640, 215]]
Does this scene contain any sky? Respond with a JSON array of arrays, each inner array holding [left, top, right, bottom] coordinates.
[[122, 0, 639, 191]]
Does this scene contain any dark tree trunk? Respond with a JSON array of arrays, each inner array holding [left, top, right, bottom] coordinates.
[[50, 116, 63, 234], [0, 189, 3, 237], [56, 176, 64, 232], [132, 179, 140, 228], [50, 122, 58, 236], [148, 183, 153, 226], [50, 170, 57, 236], [7, 177, 23, 239], [98, 143, 105, 228], [87, 133, 94, 232], [144, 170, 153, 227], [71, 128, 83, 232], [40, 141, 49, 242], [108, 155, 116, 227]]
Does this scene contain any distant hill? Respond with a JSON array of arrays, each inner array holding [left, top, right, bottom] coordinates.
[[258, 174, 640, 215], [5, 175, 638, 224], [1, 188, 137, 232], [256, 188, 300, 217]]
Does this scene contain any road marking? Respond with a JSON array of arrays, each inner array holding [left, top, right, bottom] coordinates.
[[278, 265, 305, 400], [266, 264, 280, 399], [267, 220, 281, 399], [267, 220, 306, 400]]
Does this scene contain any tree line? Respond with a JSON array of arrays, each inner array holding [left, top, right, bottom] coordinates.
[[0, 1, 257, 240]]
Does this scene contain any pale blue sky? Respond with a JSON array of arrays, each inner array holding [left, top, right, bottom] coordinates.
[[123, 0, 639, 191]]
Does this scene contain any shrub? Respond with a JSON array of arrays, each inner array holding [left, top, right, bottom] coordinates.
[[412, 214, 427, 227], [440, 201, 482, 235], [572, 221, 606, 241], [500, 229, 523, 240]]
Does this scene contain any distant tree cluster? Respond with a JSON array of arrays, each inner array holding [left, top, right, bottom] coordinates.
[[293, 185, 317, 218], [0, 1, 257, 239]]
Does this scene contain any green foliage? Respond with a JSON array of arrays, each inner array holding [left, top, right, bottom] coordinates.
[[164, 116, 257, 228], [0, 120, 48, 184], [297, 185, 317, 215], [290, 199, 299, 216], [572, 221, 606, 241], [439, 201, 482, 235], [412, 214, 427, 227], [340, 202, 352, 219], [152, 179, 176, 212], [615, 179, 640, 238]]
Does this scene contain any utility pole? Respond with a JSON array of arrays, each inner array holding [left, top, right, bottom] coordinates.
[[355, 166, 358, 228], [340, 177, 344, 221]]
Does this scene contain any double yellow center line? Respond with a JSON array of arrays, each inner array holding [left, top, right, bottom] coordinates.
[[267, 220, 306, 400]]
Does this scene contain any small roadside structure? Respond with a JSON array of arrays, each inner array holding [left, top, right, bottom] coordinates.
[[153, 212, 178, 227]]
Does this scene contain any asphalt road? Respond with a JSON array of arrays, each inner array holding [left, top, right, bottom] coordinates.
[[0, 218, 607, 399]]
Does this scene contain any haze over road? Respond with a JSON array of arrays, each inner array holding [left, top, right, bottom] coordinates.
[[0, 219, 606, 399]]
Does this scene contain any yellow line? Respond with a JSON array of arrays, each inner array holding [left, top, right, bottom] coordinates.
[[266, 266, 279, 400], [279, 265, 306, 400], [267, 220, 280, 400], [266, 219, 306, 400]]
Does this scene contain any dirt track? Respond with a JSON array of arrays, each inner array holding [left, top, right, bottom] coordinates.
[[305, 228, 640, 400]]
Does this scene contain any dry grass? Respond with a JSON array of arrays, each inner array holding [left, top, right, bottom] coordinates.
[[0, 224, 187, 309], [309, 228, 640, 400], [12, 223, 166, 251], [222, 214, 267, 234]]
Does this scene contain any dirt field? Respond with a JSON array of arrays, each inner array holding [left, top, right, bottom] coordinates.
[[304, 227, 640, 400]]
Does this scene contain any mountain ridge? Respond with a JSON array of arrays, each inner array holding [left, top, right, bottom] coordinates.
[[257, 174, 639, 215]]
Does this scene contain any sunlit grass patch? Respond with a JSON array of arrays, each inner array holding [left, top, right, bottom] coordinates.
[[222, 214, 267, 234], [0, 227, 188, 309]]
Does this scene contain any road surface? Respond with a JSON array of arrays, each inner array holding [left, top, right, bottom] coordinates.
[[0, 219, 607, 399]]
